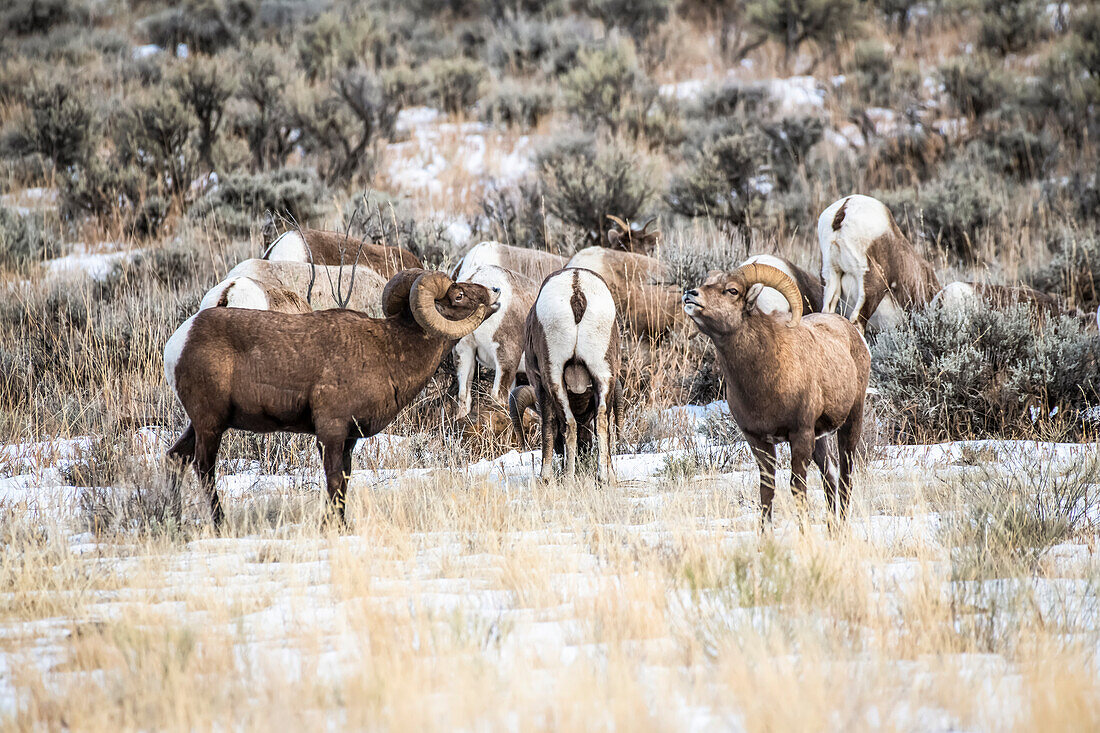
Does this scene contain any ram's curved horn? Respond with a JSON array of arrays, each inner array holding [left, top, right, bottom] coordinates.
[[381, 268, 426, 318], [606, 214, 630, 233], [738, 263, 803, 327], [508, 385, 537, 449]]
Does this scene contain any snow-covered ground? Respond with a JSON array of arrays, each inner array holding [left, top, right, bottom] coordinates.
[[1, 400, 1096, 726]]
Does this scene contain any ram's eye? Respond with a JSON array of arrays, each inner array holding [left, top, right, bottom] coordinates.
[[724, 287, 739, 296], [453, 292, 464, 302]]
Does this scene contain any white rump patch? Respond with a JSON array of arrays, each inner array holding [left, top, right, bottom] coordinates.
[[263, 230, 309, 263], [455, 241, 505, 281], [163, 314, 197, 393], [536, 269, 616, 390], [930, 282, 979, 312], [742, 254, 798, 315], [564, 248, 610, 280], [199, 277, 271, 311]]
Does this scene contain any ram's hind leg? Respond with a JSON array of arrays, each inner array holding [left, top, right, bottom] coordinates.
[[836, 408, 865, 525], [193, 428, 225, 527], [746, 435, 778, 529], [593, 378, 614, 485], [165, 423, 196, 523], [789, 429, 815, 530], [539, 389, 557, 481], [812, 436, 840, 527]]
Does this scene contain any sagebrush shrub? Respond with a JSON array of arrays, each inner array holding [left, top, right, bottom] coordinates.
[[538, 135, 653, 244], [291, 67, 398, 184], [486, 14, 588, 75], [423, 57, 486, 114], [2, 0, 86, 35], [1029, 234, 1100, 309], [939, 55, 1011, 119], [969, 125, 1056, 180], [978, 0, 1047, 56], [479, 179, 549, 250], [871, 302, 1100, 441], [846, 40, 920, 107], [746, 0, 860, 69], [667, 124, 768, 231], [113, 93, 199, 198], [560, 41, 656, 137], [1, 79, 95, 170], [341, 191, 455, 268], [170, 55, 236, 169], [479, 82, 552, 129], [230, 43, 299, 171], [913, 157, 1004, 261], [188, 167, 326, 235], [579, 0, 671, 42], [0, 207, 60, 271], [139, 0, 255, 55]]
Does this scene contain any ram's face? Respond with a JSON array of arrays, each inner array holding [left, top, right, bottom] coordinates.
[[682, 271, 749, 336], [438, 282, 501, 320]]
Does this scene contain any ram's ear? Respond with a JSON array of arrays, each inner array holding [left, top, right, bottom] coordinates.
[[607, 229, 621, 248], [745, 282, 764, 311]]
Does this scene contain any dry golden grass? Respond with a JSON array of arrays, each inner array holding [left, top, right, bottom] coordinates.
[[0, 443, 1096, 730]]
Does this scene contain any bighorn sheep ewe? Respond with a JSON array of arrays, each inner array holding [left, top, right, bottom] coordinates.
[[566, 247, 683, 338], [450, 264, 537, 419], [518, 268, 621, 483], [819, 194, 940, 331], [200, 259, 389, 316], [683, 263, 870, 525], [263, 229, 422, 277], [164, 269, 499, 525], [606, 215, 660, 254], [740, 254, 824, 315], [453, 241, 567, 283]]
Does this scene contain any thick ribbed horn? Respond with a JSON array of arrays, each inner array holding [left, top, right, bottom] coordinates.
[[738, 263, 803, 327], [409, 271, 489, 340], [381, 268, 426, 318], [606, 214, 630, 233], [508, 385, 537, 449]]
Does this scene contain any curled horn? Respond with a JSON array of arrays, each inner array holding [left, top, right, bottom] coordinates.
[[606, 214, 630, 233], [738, 263, 803, 327], [381, 268, 427, 318], [508, 385, 537, 449], [410, 271, 490, 339]]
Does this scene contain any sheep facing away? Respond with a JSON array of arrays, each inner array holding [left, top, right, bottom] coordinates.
[[200, 259, 389, 316], [451, 264, 537, 419], [164, 269, 499, 525], [263, 228, 422, 277], [517, 267, 621, 483], [683, 263, 871, 525], [818, 194, 940, 331]]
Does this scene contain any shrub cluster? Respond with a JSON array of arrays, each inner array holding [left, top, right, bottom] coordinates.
[[871, 302, 1100, 441], [188, 168, 327, 236]]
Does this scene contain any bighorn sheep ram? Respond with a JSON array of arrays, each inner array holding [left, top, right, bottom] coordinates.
[[450, 263, 537, 419], [200, 259, 389, 316], [453, 241, 567, 283], [819, 194, 940, 331], [515, 268, 621, 483], [263, 229, 422, 277], [683, 263, 870, 525], [164, 269, 498, 525], [740, 254, 824, 315], [566, 246, 683, 338]]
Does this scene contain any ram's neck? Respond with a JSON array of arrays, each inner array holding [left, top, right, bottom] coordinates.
[[712, 317, 783, 397]]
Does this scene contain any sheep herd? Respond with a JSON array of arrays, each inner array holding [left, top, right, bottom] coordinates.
[[162, 193, 1093, 528]]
